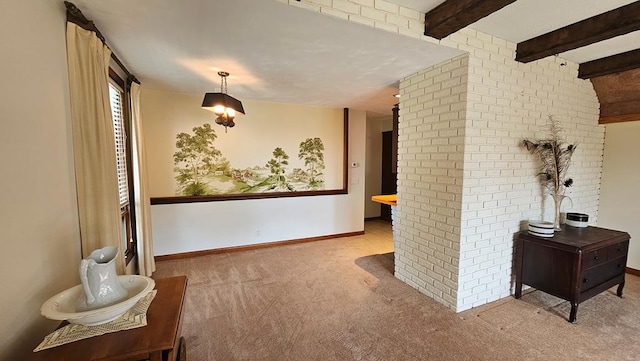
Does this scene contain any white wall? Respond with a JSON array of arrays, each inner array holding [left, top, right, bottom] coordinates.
[[142, 89, 366, 255], [0, 1, 82, 359], [598, 121, 640, 270], [364, 116, 393, 218]]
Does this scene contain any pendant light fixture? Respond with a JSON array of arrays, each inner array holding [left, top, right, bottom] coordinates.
[[202, 71, 245, 132]]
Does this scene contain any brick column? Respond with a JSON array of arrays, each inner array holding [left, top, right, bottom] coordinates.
[[395, 55, 469, 310]]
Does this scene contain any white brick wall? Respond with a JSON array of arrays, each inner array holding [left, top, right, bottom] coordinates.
[[452, 30, 602, 311], [396, 55, 469, 310], [283, 0, 605, 312]]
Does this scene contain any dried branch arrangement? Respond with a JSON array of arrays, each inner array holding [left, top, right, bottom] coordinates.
[[523, 116, 577, 228]]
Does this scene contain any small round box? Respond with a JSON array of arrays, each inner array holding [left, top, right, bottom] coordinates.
[[566, 213, 588, 228]]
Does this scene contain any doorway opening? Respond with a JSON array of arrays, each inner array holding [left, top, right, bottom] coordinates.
[[380, 130, 397, 222]]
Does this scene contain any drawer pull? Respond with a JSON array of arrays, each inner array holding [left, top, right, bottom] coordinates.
[[594, 256, 599, 261], [618, 248, 623, 252], [584, 278, 589, 283], [618, 263, 623, 268]]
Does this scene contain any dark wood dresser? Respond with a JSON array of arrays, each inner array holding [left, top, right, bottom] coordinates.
[[515, 226, 629, 322]]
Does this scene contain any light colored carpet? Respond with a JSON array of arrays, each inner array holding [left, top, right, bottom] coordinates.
[[154, 220, 640, 361]]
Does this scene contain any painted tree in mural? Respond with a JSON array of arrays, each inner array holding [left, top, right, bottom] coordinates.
[[173, 123, 223, 196], [217, 158, 232, 177], [298, 137, 325, 189], [266, 147, 293, 191]]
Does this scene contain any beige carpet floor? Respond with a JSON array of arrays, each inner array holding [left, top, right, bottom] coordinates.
[[154, 220, 640, 361]]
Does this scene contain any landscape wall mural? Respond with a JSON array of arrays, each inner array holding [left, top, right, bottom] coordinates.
[[173, 123, 328, 196], [142, 90, 347, 204]]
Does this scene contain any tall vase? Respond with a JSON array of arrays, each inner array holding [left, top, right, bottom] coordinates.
[[553, 194, 564, 231]]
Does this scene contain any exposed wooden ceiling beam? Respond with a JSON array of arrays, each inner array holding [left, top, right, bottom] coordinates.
[[578, 48, 640, 79], [591, 68, 640, 124], [423, 0, 517, 40], [599, 100, 640, 124], [516, 2, 640, 63]]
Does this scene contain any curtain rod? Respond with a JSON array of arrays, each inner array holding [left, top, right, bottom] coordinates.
[[64, 1, 140, 85]]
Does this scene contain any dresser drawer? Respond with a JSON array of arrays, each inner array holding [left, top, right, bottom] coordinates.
[[607, 241, 629, 260], [582, 258, 626, 291], [582, 248, 607, 269]]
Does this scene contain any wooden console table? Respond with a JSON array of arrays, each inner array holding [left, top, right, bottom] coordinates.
[[515, 226, 629, 322], [33, 275, 187, 361]]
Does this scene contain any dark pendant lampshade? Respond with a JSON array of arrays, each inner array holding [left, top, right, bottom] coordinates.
[[201, 93, 245, 114]]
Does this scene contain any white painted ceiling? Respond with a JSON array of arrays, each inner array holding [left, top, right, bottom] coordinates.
[[389, 0, 640, 63], [72, 0, 640, 118], [71, 0, 462, 118]]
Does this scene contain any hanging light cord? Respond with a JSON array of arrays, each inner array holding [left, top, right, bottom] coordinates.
[[218, 71, 229, 94]]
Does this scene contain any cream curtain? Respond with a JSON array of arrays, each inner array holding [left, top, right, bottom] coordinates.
[[130, 83, 156, 276], [66, 22, 125, 274]]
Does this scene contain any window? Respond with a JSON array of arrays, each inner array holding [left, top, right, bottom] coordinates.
[[108, 72, 136, 264], [109, 83, 128, 206]]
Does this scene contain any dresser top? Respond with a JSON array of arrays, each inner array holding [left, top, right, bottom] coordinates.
[[33, 276, 187, 360], [518, 226, 630, 252]]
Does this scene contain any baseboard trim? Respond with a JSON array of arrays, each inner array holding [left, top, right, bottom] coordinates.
[[365, 216, 393, 223], [365, 217, 382, 221], [626, 267, 640, 276], [155, 231, 365, 262]]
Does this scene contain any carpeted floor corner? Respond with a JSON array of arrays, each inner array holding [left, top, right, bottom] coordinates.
[[154, 220, 640, 361]]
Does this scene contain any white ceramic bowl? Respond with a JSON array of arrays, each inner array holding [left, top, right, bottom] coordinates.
[[41, 275, 155, 326], [528, 221, 555, 237]]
